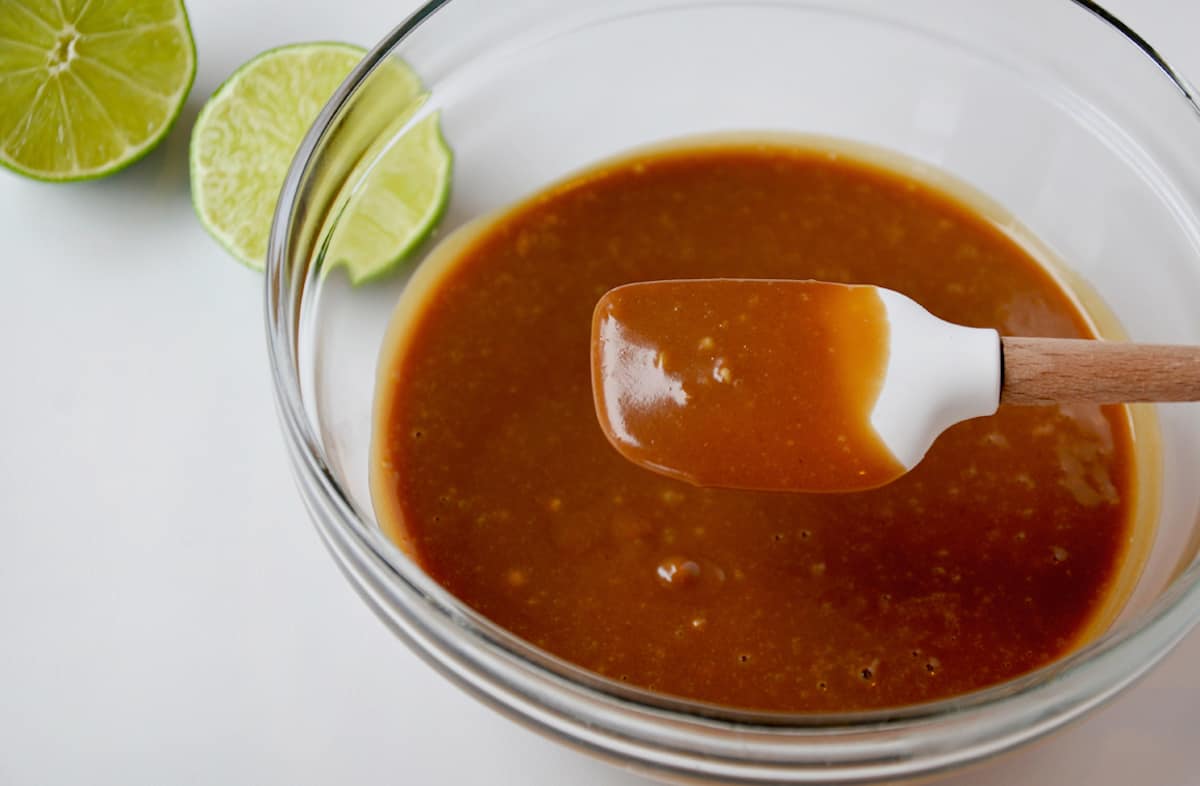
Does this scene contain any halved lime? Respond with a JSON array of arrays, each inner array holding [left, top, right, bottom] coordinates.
[[189, 42, 452, 278], [0, 0, 196, 181]]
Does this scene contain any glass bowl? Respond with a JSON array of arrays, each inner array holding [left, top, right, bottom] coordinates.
[[265, 1, 1200, 781]]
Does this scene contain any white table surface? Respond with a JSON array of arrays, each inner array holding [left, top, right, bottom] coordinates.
[[2, 1, 1199, 784]]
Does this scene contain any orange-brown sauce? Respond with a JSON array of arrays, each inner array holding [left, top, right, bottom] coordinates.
[[371, 141, 1139, 711], [592, 279, 902, 492]]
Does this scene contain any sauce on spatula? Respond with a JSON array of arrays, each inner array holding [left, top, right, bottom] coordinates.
[[591, 279, 904, 492]]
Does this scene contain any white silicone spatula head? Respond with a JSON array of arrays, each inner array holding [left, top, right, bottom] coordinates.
[[869, 287, 1001, 469], [590, 279, 1000, 493]]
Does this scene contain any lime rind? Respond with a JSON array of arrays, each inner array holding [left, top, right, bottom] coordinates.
[[0, 0, 197, 182]]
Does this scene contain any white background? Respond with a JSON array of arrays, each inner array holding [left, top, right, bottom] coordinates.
[[2, 1, 1199, 784]]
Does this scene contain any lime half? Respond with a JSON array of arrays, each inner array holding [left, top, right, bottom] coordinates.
[[0, 0, 196, 181], [189, 42, 452, 278]]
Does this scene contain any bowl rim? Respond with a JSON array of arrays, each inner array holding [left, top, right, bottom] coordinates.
[[266, 0, 1200, 776]]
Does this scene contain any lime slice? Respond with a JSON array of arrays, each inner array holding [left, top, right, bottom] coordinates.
[[0, 0, 196, 181], [189, 42, 451, 278]]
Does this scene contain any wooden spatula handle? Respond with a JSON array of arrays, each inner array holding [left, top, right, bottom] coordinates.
[[1001, 337, 1200, 404]]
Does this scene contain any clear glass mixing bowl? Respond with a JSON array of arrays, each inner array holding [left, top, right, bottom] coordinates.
[[266, 1, 1200, 781]]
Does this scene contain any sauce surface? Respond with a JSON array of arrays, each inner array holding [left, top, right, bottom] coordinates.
[[371, 140, 1141, 712], [592, 279, 902, 492]]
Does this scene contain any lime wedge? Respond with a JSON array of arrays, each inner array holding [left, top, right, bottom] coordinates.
[[189, 42, 451, 278], [0, 0, 196, 181]]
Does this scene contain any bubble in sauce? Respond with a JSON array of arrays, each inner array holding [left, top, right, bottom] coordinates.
[[656, 556, 701, 587]]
